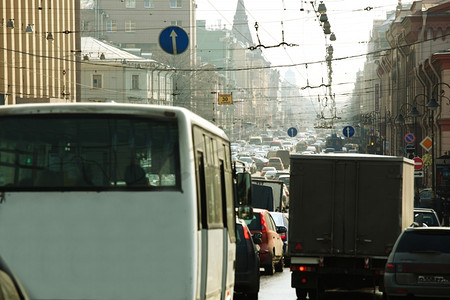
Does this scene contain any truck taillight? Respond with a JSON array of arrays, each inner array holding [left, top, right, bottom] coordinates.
[[290, 265, 316, 272]]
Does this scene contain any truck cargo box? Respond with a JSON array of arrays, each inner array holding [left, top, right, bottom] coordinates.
[[288, 154, 414, 258]]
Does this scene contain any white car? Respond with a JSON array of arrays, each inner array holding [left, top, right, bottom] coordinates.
[[264, 170, 277, 180], [260, 166, 276, 176]]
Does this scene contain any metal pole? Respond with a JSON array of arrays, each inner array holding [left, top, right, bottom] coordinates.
[[431, 110, 436, 198]]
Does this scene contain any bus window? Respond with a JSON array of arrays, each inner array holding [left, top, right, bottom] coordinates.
[[0, 114, 180, 190]]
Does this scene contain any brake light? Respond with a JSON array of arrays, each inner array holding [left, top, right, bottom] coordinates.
[[385, 263, 395, 273], [290, 265, 316, 272], [260, 214, 268, 233], [243, 225, 251, 240], [279, 232, 287, 240]]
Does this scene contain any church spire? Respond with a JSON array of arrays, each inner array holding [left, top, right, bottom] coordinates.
[[232, 0, 253, 46]]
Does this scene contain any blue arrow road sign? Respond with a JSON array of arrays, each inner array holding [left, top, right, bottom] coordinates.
[[159, 26, 189, 55], [287, 127, 298, 137], [343, 126, 355, 138]]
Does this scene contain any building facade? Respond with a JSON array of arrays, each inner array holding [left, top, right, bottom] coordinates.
[[1, 1, 80, 104], [80, 37, 174, 104]]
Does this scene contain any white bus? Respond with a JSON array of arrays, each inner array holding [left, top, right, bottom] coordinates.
[[0, 103, 246, 300]]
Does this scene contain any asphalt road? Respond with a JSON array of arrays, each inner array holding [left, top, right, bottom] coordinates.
[[252, 267, 384, 300]]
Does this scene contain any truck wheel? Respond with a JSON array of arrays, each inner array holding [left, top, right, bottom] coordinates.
[[295, 288, 307, 300], [275, 255, 284, 272], [246, 292, 258, 300], [307, 289, 318, 300]]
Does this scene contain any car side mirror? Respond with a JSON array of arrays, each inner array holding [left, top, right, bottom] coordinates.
[[252, 236, 262, 245], [253, 232, 262, 239], [277, 226, 287, 234]]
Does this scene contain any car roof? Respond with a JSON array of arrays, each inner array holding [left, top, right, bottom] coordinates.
[[404, 226, 450, 233], [414, 208, 437, 213]]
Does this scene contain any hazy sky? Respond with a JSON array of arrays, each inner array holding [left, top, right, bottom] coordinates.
[[196, 0, 411, 105]]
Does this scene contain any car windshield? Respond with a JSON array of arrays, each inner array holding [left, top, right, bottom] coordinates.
[[240, 157, 252, 163], [414, 212, 440, 226], [396, 230, 450, 253], [270, 213, 287, 226]]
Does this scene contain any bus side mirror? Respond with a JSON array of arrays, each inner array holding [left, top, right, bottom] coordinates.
[[237, 206, 253, 220]]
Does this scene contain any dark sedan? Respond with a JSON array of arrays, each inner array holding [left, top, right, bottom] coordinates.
[[235, 217, 261, 300]]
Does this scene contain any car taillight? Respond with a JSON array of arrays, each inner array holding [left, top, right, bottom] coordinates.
[[260, 215, 268, 233], [385, 263, 396, 273], [243, 225, 251, 240], [279, 232, 286, 240]]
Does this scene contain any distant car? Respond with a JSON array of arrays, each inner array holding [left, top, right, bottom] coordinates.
[[234, 217, 261, 300], [269, 141, 283, 150], [278, 175, 290, 190], [268, 157, 284, 170], [264, 170, 277, 180], [253, 156, 269, 171], [244, 208, 286, 275], [384, 227, 450, 299], [269, 212, 290, 265], [274, 170, 290, 180], [414, 207, 441, 227], [260, 166, 276, 176], [305, 146, 317, 153], [239, 156, 257, 173], [417, 188, 433, 208]]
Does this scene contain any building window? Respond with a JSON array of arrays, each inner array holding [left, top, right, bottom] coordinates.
[[125, 21, 136, 32], [132, 75, 140, 90], [125, 0, 136, 8], [144, 0, 155, 8], [92, 75, 103, 89], [106, 20, 117, 32], [171, 20, 182, 26], [170, 0, 182, 8]]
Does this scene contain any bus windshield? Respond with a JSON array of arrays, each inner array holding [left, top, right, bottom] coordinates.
[[0, 114, 180, 190]]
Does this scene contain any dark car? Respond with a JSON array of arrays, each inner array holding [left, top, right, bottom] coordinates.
[[244, 208, 286, 275], [269, 211, 290, 265], [384, 227, 450, 299], [414, 208, 441, 227], [235, 217, 261, 300], [253, 157, 269, 172]]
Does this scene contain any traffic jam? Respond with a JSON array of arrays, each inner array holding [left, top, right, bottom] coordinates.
[[232, 131, 450, 300]]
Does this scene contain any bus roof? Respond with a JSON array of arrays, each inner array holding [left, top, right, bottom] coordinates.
[[0, 102, 229, 140]]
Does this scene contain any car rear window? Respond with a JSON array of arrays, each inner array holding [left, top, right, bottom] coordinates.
[[245, 214, 262, 231], [396, 230, 450, 253]]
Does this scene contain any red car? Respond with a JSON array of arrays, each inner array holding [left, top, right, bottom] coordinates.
[[244, 208, 286, 275]]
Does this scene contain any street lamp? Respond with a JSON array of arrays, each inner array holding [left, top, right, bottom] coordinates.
[[426, 82, 450, 199]]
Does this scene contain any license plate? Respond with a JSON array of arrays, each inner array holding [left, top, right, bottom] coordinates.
[[418, 275, 449, 284]]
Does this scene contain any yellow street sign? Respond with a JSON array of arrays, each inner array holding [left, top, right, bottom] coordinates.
[[420, 136, 433, 152], [218, 93, 233, 105]]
